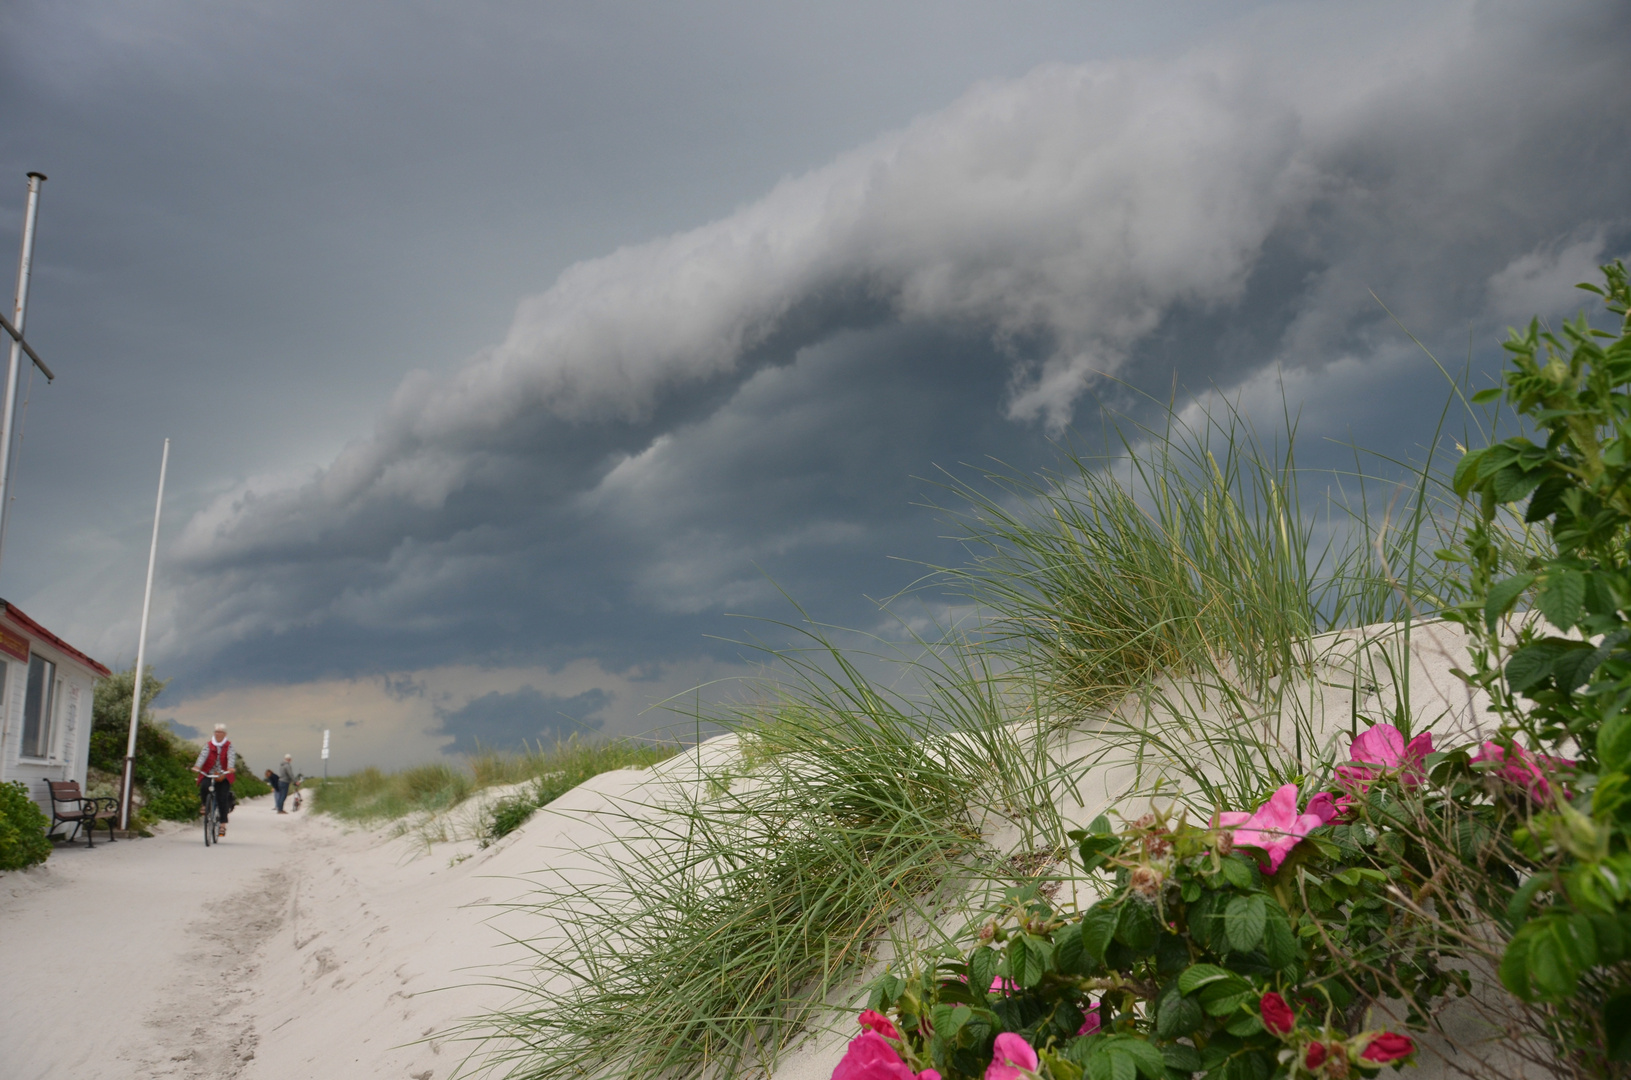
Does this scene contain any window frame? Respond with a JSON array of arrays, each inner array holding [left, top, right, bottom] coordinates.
[[20, 653, 58, 761]]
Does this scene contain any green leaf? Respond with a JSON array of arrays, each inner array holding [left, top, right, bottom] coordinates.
[[1509, 914, 1600, 1001], [1492, 465, 1545, 504], [1056, 926, 1091, 975], [1589, 913, 1625, 965], [1120, 1038, 1168, 1080], [1504, 640, 1567, 693], [1600, 712, 1631, 772], [969, 946, 999, 994], [1116, 900, 1160, 953], [1525, 476, 1570, 522], [1009, 934, 1053, 988], [1505, 873, 1551, 926], [1198, 979, 1252, 1017], [1081, 903, 1119, 963], [1219, 855, 1256, 891], [931, 1003, 972, 1038], [1156, 991, 1204, 1038], [1162, 1045, 1203, 1073], [1538, 569, 1586, 630], [1078, 834, 1122, 872], [1453, 447, 1489, 496], [1470, 387, 1503, 405], [1224, 894, 1267, 953], [867, 974, 904, 1011], [1225, 1012, 1263, 1036], [1261, 904, 1297, 969], [1485, 572, 1537, 630], [1178, 964, 1233, 994], [1088, 813, 1112, 834]]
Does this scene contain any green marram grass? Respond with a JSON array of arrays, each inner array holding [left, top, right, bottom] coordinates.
[[470, 631, 1070, 1080], [464, 385, 1541, 1079]]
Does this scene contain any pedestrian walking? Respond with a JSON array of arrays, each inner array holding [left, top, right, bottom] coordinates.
[[276, 754, 296, 814]]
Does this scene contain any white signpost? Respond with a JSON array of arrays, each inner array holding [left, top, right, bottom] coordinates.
[[322, 728, 330, 780]]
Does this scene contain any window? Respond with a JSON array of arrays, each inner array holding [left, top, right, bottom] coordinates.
[[21, 655, 56, 759]]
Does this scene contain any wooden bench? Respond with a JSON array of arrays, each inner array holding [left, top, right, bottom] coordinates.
[[44, 780, 117, 848]]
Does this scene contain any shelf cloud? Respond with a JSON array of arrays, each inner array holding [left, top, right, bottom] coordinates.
[[166, 0, 1630, 687]]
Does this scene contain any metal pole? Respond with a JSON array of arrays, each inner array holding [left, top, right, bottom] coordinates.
[[118, 438, 170, 831], [0, 173, 45, 582]]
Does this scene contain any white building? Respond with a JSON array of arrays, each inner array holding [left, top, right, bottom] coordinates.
[[0, 600, 111, 810]]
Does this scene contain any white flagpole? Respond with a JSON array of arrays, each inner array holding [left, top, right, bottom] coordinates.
[[118, 438, 170, 831], [0, 172, 46, 581]]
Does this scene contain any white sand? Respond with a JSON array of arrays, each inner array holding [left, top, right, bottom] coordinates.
[[0, 621, 1555, 1080]]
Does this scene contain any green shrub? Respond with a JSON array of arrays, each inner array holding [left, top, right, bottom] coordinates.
[[232, 756, 273, 799], [0, 781, 52, 870], [1441, 259, 1631, 1072]]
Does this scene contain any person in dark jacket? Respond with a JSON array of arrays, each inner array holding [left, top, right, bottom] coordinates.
[[276, 754, 297, 813]]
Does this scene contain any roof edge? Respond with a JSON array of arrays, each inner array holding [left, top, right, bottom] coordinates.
[[0, 601, 113, 678]]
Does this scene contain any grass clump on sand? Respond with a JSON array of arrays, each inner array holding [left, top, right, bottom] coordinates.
[[479, 736, 681, 842], [311, 736, 678, 827], [474, 634, 1069, 1080]]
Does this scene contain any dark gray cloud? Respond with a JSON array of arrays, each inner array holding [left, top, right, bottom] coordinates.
[[433, 685, 609, 756], [0, 1, 1626, 751]]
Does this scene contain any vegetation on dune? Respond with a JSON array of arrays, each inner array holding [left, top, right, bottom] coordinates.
[[309, 735, 679, 837], [455, 266, 1631, 1080], [474, 635, 1058, 1080]]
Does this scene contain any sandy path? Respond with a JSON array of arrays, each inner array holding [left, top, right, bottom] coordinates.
[[1, 795, 300, 1080]]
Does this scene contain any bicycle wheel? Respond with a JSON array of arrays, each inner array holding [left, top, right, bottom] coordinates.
[[203, 788, 218, 847]]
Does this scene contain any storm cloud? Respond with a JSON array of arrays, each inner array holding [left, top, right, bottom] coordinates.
[[433, 685, 610, 756], [156, 0, 1630, 693]]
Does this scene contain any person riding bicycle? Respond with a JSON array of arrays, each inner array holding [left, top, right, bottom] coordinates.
[[193, 723, 238, 837]]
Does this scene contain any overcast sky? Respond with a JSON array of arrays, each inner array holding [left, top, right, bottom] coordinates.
[[0, 0, 1626, 771]]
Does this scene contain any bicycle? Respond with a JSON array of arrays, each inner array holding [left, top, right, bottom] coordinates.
[[199, 770, 227, 846]]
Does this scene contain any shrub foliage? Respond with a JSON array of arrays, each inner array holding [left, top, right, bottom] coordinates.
[[0, 780, 52, 870]]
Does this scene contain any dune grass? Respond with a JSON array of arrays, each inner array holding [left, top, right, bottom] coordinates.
[[466, 384, 1548, 1079], [311, 736, 678, 825], [472, 630, 1074, 1080]]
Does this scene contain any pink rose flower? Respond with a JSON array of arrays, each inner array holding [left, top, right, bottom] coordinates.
[[1304, 791, 1345, 825], [832, 1032, 940, 1080], [858, 1010, 902, 1040], [1077, 1006, 1100, 1036], [984, 1032, 1040, 1080], [1335, 724, 1433, 794], [990, 976, 1017, 994], [1304, 1041, 1328, 1069], [1470, 741, 1571, 802], [1216, 784, 1327, 872]]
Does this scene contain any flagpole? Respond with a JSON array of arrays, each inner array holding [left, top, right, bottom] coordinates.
[[118, 438, 169, 831], [0, 172, 46, 581]]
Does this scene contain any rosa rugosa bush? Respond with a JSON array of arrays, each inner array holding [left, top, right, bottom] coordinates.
[[853, 739, 1442, 1080], [1442, 260, 1631, 1070]]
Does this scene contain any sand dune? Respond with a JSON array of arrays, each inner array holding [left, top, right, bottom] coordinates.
[[0, 621, 1554, 1079]]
